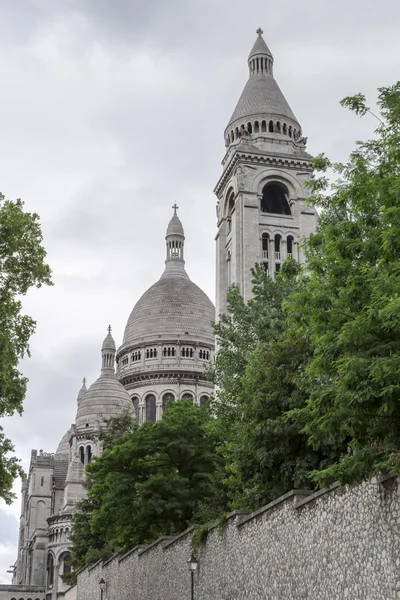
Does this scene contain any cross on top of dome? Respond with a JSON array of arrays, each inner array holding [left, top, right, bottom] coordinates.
[[172, 202, 179, 216], [256, 27, 263, 35]]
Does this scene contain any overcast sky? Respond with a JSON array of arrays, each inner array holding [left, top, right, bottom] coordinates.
[[0, 0, 399, 584]]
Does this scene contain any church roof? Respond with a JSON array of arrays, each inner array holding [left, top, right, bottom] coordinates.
[[166, 213, 184, 237], [248, 30, 272, 59], [75, 330, 133, 429], [227, 75, 299, 129], [226, 29, 300, 131], [56, 430, 70, 455], [122, 275, 214, 346], [75, 374, 133, 429], [121, 209, 214, 347]]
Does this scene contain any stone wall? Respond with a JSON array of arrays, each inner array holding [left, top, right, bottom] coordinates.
[[0, 585, 45, 600], [75, 476, 400, 600]]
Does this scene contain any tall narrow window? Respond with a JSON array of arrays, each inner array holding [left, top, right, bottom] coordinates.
[[182, 393, 194, 402], [200, 395, 208, 407], [274, 234, 281, 261], [40, 476, 44, 487], [132, 397, 139, 420], [145, 395, 156, 422], [287, 235, 294, 257], [79, 447, 84, 464], [47, 553, 54, 588], [86, 445, 92, 464], [262, 233, 269, 259], [162, 393, 175, 413]]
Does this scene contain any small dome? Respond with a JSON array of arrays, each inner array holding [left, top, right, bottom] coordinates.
[[56, 430, 70, 455], [102, 328, 116, 352], [166, 214, 184, 237], [75, 374, 133, 429]]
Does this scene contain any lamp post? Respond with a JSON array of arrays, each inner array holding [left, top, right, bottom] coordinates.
[[187, 555, 198, 600], [99, 577, 106, 600]]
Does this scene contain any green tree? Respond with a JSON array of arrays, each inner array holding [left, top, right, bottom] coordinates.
[[0, 193, 52, 502], [212, 262, 335, 509], [69, 400, 226, 568], [287, 83, 400, 487]]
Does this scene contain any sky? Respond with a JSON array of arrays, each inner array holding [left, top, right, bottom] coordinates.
[[0, 0, 399, 584]]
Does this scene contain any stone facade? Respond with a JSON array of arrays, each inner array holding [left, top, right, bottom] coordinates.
[[215, 29, 318, 316], [1, 212, 214, 600], [74, 476, 400, 600], [116, 210, 215, 418]]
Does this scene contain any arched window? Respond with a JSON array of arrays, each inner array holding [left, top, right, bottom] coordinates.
[[79, 447, 84, 464], [283, 123, 287, 135], [145, 395, 156, 422], [287, 235, 294, 258], [200, 395, 208, 407], [86, 445, 92, 464], [225, 188, 235, 223], [163, 347, 167, 357], [47, 553, 54, 587], [40, 476, 44, 486], [260, 183, 291, 215], [171, 348, 175, 357], [276, 121, 281, 133], [262, 233, 269, 259], [254, 121, 259, 133], [261, 120, 266, 132], [247, 122, 252, 134], [132, 397, 139, 420], [274, 234, 282, 261], [269, 120, 274, 133], [162, 393, 175, 413], [182, 393, 193, 402], [60, 551, 72, 576], [289, 126, 292, 137]]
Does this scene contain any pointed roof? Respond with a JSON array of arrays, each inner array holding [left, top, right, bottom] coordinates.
[[248, 27, 272, 59], [102, 326, 116, 352], [167, 214, 184, 237], [226, 29, 300, 131]]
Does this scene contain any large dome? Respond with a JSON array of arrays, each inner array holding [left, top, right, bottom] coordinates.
[[75, 374, 133, 429], [122, 271, 214, 346], [56, 430, 70, 455]]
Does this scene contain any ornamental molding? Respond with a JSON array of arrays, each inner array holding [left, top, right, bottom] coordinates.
[[214, 150, 312, 197]]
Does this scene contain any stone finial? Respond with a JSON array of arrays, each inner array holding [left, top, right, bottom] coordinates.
[[108, 324, 112, 334], [256, 27, 263, 36], [172, 203, 179, 216]]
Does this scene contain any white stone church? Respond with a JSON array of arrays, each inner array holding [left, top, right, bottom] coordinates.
[[0, 29, 318, 600]]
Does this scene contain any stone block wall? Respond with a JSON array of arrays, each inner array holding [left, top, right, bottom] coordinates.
[[76, 476, 400, 600]]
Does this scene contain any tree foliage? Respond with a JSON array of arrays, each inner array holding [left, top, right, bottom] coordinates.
[[287, 82, 400, 487], [0, 193, 52, 502], [69, 400, 227, 570]]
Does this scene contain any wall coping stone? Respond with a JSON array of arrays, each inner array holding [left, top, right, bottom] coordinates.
[[118, 545, 147, 563], [163, 526, 194, 548], [103, 553, 119, 566], [238, 489, 311, 527], [88, 558, 103, 572], [138, 536, 175, 556], [378, 472, 397, 484], [295, 483, 341, 509]]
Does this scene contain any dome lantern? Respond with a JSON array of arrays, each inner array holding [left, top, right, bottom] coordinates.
[[163, 203, 187, 278]]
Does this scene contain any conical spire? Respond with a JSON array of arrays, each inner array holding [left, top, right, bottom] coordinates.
[[101, 326, 116, 375], [225, 28, 301, 142], [162, 204, 188, 279], [248, 27, 273, 64]]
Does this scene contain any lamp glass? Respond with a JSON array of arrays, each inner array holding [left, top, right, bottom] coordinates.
[[99, 578, 106, 590], [187, 555, 198, 572]]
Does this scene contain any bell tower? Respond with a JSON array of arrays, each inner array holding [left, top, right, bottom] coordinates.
[[215, 28, 318, 316]]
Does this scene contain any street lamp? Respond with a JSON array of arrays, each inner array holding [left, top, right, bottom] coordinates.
[[99, 577, 106, 600], [187, 555, 198, 600]]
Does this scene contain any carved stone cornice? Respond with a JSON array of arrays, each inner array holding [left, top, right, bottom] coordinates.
[[214, 148, 313, 197]]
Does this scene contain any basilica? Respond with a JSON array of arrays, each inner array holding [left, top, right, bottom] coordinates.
[[0, 29, 318, 600]]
